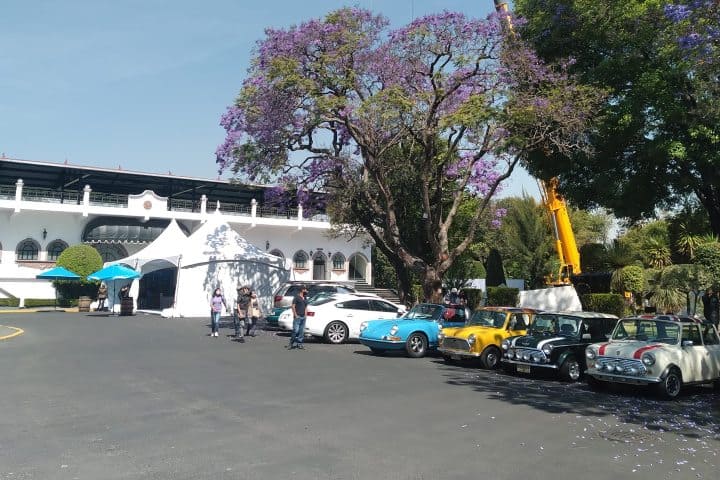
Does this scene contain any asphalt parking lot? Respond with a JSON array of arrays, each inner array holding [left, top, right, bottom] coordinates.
[[1, 313, 718, 480]]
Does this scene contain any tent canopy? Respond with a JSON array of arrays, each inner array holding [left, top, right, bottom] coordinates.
[[108, 218, 187, 273]]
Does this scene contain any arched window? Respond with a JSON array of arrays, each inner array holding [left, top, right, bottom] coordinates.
[[293, 251, 309, 269], [16, 238, 40, 261], [269, 249, 285, 259], [92, 244, 128, 262], [47, 240, 69, 261], [331, 253, 346, 270]]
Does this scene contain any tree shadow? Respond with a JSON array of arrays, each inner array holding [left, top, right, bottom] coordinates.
[[438, 361, 720, 438]]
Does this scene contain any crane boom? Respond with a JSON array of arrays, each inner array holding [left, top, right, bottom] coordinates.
[[490, 0, 582, 285], [539, 179, 582, 285]]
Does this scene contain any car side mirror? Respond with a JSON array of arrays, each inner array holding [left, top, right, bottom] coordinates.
[[582, 333, 591, 340], [397, 310, 403, 317], [682, 340, 694, 347]]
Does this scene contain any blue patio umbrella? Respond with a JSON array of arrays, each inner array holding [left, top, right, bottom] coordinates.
[[87, 264, 141, 313], [36, 266, 81, 310], [87, 264, 141, 282]]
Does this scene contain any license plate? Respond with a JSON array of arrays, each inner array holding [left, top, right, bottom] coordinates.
[[517, 364, 531, 374]]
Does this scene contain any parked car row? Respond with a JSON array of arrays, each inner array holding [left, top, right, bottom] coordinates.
[[269, 283, 720, 399]]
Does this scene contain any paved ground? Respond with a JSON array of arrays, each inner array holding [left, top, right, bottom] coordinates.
[[1, 312, 718, 480]]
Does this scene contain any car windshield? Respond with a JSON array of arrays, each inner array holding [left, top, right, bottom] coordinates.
[[405, 304, 443, 321], [529, 315, 580, 336], [468, 310, 507, 328], [611, 319, 679, 345]]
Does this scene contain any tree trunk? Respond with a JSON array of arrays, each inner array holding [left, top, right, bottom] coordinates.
[[696, 181, 720, 236], [394, 261, 413, 307]]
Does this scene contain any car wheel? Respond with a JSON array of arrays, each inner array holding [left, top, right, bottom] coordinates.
[[442, 354, 455, 364], [324, 321, 348, 344], [656, 368, 682, 399], [586, 375, 606, 392], [370, 347, 385, 355], [480, 346, 501, 369], [405, 332, 428, 358], [560, 356, 582, 382]]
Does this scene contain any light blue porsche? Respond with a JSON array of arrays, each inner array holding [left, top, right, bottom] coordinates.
[[358, 303, 468, 358]]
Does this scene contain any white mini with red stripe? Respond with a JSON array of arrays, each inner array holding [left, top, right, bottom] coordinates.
[[585, 316, 720, 398]]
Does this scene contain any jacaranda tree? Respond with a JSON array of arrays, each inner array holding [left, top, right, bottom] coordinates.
[[216, 8, 604, 299]]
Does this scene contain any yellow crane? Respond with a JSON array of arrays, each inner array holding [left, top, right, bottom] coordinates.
[[491, 0, 582, 286]]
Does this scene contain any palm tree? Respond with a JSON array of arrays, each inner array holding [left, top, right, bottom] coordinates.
[[675, 222, 702, 260]]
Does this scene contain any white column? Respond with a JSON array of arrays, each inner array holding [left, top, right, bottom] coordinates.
[[251, 198, 257, 226], [14, 179, 23, 212], [82, 185, 91, 217], [297, 204, 303, 231], [200, 194, 207, 222]]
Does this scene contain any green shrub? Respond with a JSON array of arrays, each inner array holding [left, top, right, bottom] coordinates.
[[610, 265, 646, 294], [57, 298, 79, 308], [23, 299, 58, 308], [486, 287, 519, 307], [695, 242, 720, 285], [0, 298, 20, 307], [463, 288, 483, 309], [54, 244, 103, 299], [580, 293, 629, 317]]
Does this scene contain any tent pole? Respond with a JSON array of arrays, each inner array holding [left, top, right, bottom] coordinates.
[[172, 255, 182, 315]]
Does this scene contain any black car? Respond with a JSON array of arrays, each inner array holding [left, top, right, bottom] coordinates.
[[500, 311, 618, 382]]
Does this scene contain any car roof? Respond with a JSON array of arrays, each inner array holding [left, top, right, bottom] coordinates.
[[536, 311, 618, 319], [475, 306, 538, 313], [625, 314, 708, 324]]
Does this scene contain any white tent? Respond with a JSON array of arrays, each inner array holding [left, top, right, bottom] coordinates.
[[105, 219, 188, 312], [163, 216, 290, 318], [110, 218, 187, 274]]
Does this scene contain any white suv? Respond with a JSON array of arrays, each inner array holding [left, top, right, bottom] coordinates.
[[278, 293, 405, 344]]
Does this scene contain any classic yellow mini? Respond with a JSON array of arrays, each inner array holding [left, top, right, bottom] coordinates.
[[439, 307, 536, 369]]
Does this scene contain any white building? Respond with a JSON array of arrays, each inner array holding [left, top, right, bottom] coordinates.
[[0, 158, 372, 309]]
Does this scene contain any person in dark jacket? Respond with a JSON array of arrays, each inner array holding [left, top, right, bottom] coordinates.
[[289, 285, 308, 350], [235, 285, 251, 342]]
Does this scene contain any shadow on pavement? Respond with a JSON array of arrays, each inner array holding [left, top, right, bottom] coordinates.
[[437, 360, 720, 439]]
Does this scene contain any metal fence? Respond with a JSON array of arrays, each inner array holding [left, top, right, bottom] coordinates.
[[21, 187, 81, 204], [89, 192, 128, 207]]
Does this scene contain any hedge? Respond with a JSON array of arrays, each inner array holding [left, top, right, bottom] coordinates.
[[23, 299, 59, 308], [580, 293, 629, 317], [0, 298, 20, 307], [462, 288, 483, 309], [486, 287, 519, 307]]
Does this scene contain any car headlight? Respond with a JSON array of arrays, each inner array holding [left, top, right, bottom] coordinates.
[[585, 347, 596, 360], [438, 332, 445, 341], [501, 339, 510, 350], [507, 348, 516, 358], [541, 344, 553, 356], [360, 321, 368, 331], [641, 352, 655, 366], [467, 334, 476, 345], [389, 326, 399, 336]]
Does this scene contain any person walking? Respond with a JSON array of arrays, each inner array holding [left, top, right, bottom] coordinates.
[[289, 284, 308, 350], [235, 285, 251, 342], [96, 283, 108, 311], [209, 287, 227, 337], [247, 290, 263, 337]]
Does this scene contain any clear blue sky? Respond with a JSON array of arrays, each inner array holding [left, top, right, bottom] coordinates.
[[0, 0, 538, 198]]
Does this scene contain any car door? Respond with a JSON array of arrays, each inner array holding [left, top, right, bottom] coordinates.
[[700, 323, 720, 379], [331, 299, 371, 338], [508, 313, 529, 336], [341, 299, 397, 338], [678, 324, 705, 382]]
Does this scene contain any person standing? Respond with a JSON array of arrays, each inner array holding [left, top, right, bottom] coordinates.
[[710, 289, 720, 328], [289, 285, 308, 350], [209, 287, 227, 337], [96, 283, 108, 311], [247, 290, 263, 337], [235, 285, 251, 342]]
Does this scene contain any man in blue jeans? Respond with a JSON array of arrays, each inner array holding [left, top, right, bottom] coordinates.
[[289, 285, 308, 349]]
